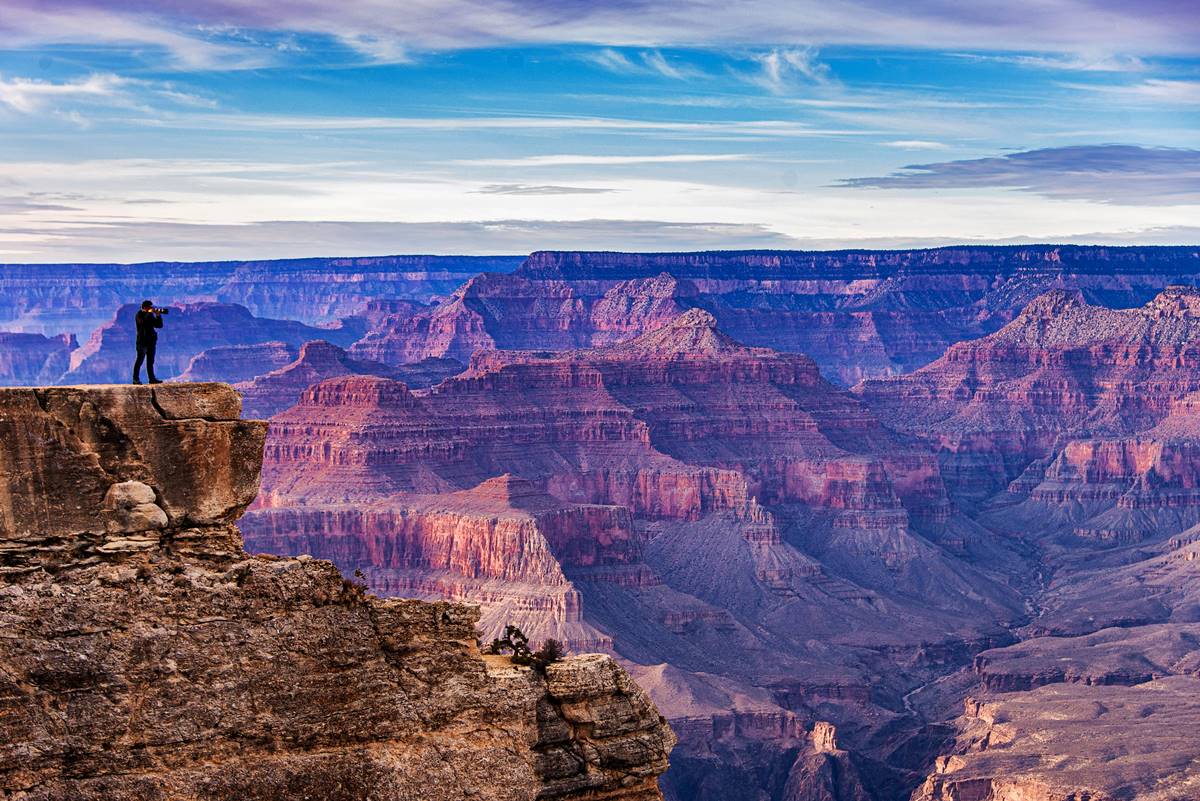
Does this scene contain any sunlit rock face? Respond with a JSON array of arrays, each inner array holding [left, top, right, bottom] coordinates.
[[0, 383, 675, 801]]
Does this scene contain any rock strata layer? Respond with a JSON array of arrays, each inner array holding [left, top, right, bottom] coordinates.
[[0, 384, 675, 801]]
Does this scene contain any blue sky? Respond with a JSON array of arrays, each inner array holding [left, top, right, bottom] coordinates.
[[0, 1, 1198, 261]]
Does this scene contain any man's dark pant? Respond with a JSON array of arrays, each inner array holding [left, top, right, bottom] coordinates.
[[133, 342, 157, 383]]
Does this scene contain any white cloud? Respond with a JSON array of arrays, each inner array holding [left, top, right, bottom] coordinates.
[[585, 48, 698, 80], [747, 47, 831, 93], [0, 7, 256, 70], [951, 52, 1148, 72], [1062, 78, 1200, 105], [163, 113, 870, 139], [0, 73, 126, 113], [883, 140, 950, 150], [0, 72, 216, 117]]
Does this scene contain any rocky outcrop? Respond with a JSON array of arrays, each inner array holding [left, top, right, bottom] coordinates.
[[65, 303, 366, 384], [0, 332, 76, 386], [0, 384, 675, 801]]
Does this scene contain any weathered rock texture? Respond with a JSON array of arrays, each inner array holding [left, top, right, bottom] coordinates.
[[354, 246, 1200, 385], [0, 384, 675, 801]]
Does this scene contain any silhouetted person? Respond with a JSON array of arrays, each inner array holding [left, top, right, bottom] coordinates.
[[132, 300, 164, 385]]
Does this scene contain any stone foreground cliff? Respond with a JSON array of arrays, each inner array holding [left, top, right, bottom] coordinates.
[[0, 384, 675, 801]]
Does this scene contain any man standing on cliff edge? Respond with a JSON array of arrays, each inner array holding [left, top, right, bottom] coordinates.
[[132, 300, 164, 385]]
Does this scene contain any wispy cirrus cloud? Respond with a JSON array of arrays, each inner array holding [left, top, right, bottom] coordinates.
[[162, 114, 870, 139], [882, 140, 949, 150], [841, 145, 1200, 205], [585, 48, 699, 79], [1061, 78, 1200, 105], [950, 52, 1149, 72], [746, 47, 831, 93], [0, 73, 126, 113]]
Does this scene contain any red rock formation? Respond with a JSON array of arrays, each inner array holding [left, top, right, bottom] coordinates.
[[234, 340, 464, 419], [244, 475, 634, 650], [248, 311, 1024, 801], [0, 331, 75, 385], [856, 287, 1200, 504], [349, 271, 693, 366]]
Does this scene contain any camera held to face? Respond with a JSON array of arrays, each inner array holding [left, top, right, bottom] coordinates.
[[150, 307, 170, 315]]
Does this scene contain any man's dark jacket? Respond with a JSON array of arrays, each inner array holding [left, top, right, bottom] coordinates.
[[135, 309, 162, 347]]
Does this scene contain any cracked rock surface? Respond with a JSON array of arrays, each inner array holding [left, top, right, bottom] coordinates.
[[0, 383, 674, 801]]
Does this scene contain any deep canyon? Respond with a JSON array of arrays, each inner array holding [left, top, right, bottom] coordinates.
[[5, 245, 1200, 800]]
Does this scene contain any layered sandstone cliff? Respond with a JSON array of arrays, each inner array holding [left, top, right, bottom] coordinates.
[[856, 287, 1200, 506], [0, 384, 675, 801]]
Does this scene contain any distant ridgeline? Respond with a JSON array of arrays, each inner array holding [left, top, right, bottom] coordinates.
[[0, 254, 524, 337], [354, 244, 1200, 385], [4, 245, 1200, 388], [517, 244, 1200, 280]]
